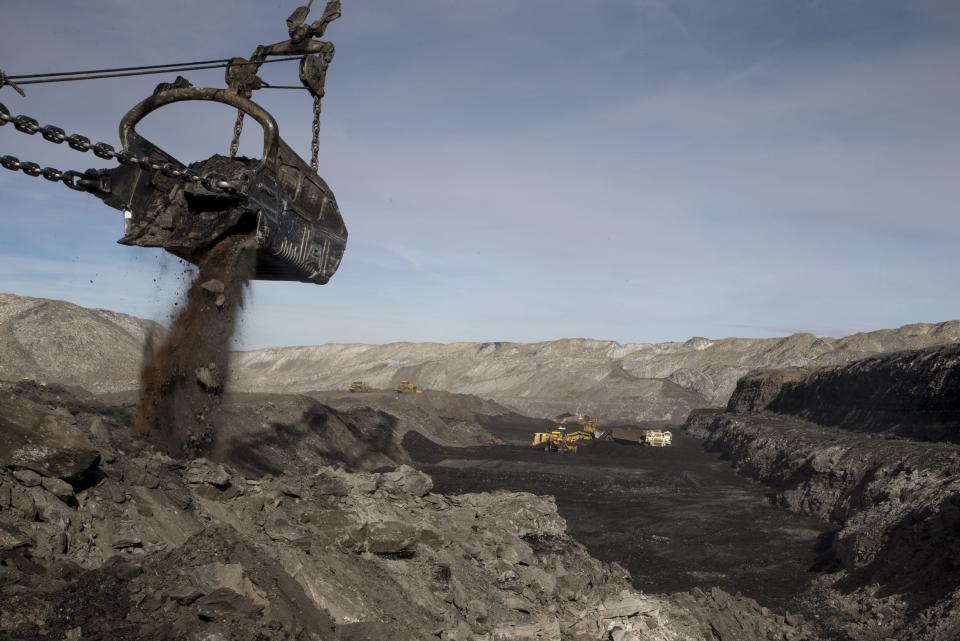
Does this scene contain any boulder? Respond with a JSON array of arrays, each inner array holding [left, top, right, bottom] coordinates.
[[195, 587, 263, 618], [0, 522, 31, 551], [265, 516, 307, 543], [194, 484, 237, 502], [361, 520, 419, 554], [184, 460, 231, 487], [379, 465, 433, 497], [310, 472, 350, 497], [112, 538, 143, 550], [41, 476, 75, 502], [168, 588, 205, 606], [12, 469, 42, 487], [600, 590, 659, 619], [0, 394, 99, 478]]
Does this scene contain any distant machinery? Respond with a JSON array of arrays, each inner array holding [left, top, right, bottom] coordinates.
[[534, 415, 674, 453], [393, 380, 419, 394], [532, 426, 580, 454], [347, 380, 371, 393], [610, 427, 674, 447], [640, 429, 673, 447], [532, 413, 607, 454]]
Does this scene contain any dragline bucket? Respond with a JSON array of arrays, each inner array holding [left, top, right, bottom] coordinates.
[[96, 87, 346, 286]]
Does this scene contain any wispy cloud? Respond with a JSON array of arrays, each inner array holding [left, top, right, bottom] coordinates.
[[1, 1, 957, 348]]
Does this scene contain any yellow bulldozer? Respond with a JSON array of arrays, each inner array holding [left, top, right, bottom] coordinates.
[[347, 380, 371, 393], [393, 380, 419, 393]]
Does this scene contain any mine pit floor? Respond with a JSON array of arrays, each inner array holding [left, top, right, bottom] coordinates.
[[406, 428, 833, 618]]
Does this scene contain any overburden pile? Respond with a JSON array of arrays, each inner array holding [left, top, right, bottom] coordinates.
[[0, 381, 813, 641]]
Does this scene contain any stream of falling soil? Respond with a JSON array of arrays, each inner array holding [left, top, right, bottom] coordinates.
[[133, 234, 256, 457]]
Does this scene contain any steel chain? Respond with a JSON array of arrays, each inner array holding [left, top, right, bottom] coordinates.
[[230, 110, 245, 159], [0, 102, 239, 193], [310, 95, 321, 172], [0, 153, 100, 191]]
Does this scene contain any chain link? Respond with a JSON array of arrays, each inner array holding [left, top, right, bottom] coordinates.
[[310, 95, 321, 172], [0, 101, 239, 194], [230, 110, 245, 159], [13, 114, 40, 135], [0, 154, 101, 191]]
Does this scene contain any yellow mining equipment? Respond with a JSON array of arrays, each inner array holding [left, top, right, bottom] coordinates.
[[394, 380, 418, 393], [557, 413, 606, 445], [532, 427, 580, 454], [347, 380, 371, 393], [532, 414, 608, 454]]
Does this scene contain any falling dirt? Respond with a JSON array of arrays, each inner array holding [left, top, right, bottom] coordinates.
[[133, 233, 255, 457]]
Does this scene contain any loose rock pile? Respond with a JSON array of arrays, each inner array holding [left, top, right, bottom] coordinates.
[[0, 381, 813, 641]]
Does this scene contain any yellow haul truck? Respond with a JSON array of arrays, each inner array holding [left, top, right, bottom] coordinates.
[[347, 380, 371, 392]]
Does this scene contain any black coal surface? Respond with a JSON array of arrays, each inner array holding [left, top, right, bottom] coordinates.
[[405, 430, 832, 618]]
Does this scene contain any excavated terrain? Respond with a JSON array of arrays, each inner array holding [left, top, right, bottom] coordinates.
[[4, 292, 958, 424], [0, 381, 814, 641], [684, 345, 960, 640], [3, 294, 958, 639], [231, 322, 960, 422], [405, 431, 832, 618], [741, 346, 960, 443]]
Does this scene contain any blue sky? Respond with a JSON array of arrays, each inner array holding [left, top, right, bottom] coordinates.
[[0, 0, 958, 348]]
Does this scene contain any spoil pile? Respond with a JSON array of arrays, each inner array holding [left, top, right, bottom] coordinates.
[[0, 381, 813, 641], [307, 389, 505, 449]]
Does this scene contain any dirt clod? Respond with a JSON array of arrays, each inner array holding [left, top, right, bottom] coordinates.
[[201, 279, 225, 295]]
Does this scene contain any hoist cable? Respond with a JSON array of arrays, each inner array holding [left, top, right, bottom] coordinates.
[[8, 58, 235, 80], [7, 56, 304, 86]]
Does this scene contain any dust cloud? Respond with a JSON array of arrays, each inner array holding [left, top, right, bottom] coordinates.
[[133, 233, 255, 457]]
